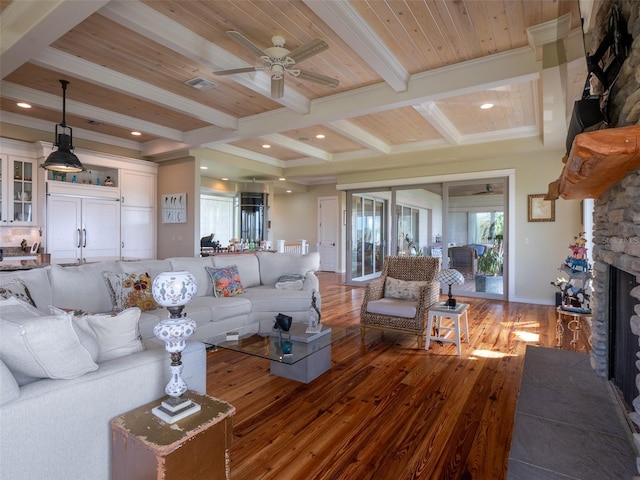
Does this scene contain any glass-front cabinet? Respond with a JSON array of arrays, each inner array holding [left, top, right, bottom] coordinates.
[[0, 154, 36, 225]]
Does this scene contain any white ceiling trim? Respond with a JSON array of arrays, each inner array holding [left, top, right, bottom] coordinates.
[[0, 0, 109, 78], [1, 111, 143, 151], [1, 81, 185, 142], [31, 47, 238, 130], [527, 13, 573, 48], [326, 119, 390, 154], [99, 0, 312, 115], [208, 144, 284, 168], [185, 47, 540, 151], [413, 102, 461, 145], [260, 134, 333, 162], [459, 125, 540, 145], [304, 0, 409, 92]]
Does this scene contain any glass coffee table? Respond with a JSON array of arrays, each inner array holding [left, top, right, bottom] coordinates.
[[204, 323, 344, 383]]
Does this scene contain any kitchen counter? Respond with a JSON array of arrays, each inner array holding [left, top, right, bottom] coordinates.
[[0, 259, 49, 271]]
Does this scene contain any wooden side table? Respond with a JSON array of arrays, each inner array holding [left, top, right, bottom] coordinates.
[[426, 302, 470, 355], [111, 391, 235, 480]]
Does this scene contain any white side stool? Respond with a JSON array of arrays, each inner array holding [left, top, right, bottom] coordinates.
[[426, 302, 470, 355]]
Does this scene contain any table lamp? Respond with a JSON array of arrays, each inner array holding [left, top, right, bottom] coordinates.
[[151, 270, 201, 423], [436, 268, 465, 308]]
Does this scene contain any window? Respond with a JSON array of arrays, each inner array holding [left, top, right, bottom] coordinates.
[[200, 194, 236, 245]]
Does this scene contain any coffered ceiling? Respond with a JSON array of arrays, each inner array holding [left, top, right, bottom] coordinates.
[[0, 0, 591, 188]]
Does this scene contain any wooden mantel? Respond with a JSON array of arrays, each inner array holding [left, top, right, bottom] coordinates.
[[550, 126, 640, 200]]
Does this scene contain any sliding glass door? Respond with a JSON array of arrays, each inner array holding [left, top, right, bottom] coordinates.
[[345, 177, 508, 301], [446, 179, 506, 299], [351, 194, 386, 281]]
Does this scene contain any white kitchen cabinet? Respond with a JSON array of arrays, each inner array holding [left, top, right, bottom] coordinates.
[[120, 169, 155, 207], [121, 206, 155, 260], [46, 194, 120, 264], [0, 153, 37, 225]]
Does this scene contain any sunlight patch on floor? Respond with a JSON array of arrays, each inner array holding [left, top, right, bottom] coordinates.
[[470, 349, 514, 359], [514, 331, 539, 342]]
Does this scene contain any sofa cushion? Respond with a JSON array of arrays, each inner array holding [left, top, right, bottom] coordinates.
[[168, 257, 215, 297], [0, 278, 37, 307], [256, 252, 320, 286], [0, 313, 98, 381], [117, 259, 172, 280], [0, 296, 43, 319], [48, 262, 118, 313], [366, 298, 418, 318], [103, 271, 158, 312], [49, 306, 100, 362], [0, 359, 19, 406], [205, 266, 245, 297], [212, 254, 260, 288], [83, 308, 144, 362], [241, 286, 314, 312], [0, 268, 52, 312], [384, 277, 428, 301]]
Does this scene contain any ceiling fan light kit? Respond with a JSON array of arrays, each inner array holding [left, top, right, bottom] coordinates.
[[214, 30, 339, 99]]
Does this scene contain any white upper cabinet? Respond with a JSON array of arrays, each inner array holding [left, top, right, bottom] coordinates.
[[0, 152, 37, 226], [120, 169, 155, 207]]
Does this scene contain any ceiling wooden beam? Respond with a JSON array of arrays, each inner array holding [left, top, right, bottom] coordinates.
[[304, 0, 409, 92], [0, 0, 109, 78], [1, 82, 185, 142]]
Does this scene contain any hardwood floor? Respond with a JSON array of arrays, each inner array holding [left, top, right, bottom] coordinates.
[[206, 272, 588, 480]]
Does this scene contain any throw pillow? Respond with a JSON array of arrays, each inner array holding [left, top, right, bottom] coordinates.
[[83, 307, 144, 363], [49, 307, 100, 362], [205, 265, 245, 297], [103, 271, 158, 312], [0, 296, 44, 320], [0, 279, 37, 307], [384, 277, 428, 301], [0, 313, 98, 380]]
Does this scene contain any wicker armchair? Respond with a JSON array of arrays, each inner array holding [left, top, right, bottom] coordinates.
[[360, 256, 441, 349]]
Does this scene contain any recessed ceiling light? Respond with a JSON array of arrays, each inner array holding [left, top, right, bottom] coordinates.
[[16, 102, 31, 109], [286, 190, 292, 193], [200, 166, 208, 170], [315, 134, 325, 139], [480, 103, 494, 110], [279, 177, 286, 181], [221, 177, 229, 181], [131, 131, 142, 136], [262, 144, 271, 149]]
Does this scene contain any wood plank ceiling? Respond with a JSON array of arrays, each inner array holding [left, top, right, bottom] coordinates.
[[0, 0, 586, 186]]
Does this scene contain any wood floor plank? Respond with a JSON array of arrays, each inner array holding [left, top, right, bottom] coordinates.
[[205, 272, 587, 479]]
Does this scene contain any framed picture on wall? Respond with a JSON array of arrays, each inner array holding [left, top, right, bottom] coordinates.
[[162, 193, 187, 223], [528, 194, 555, 222]]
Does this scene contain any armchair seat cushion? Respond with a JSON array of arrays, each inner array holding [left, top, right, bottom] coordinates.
[[366, 298, 418, 318]]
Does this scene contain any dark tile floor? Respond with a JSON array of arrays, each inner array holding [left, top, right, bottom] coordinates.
[[507, 345, 637, 480]]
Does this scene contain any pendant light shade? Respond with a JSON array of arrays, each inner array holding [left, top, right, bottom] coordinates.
[[41, 80, 85, 173]]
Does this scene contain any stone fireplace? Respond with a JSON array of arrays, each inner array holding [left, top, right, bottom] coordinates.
[[583, 0, 640, 470]]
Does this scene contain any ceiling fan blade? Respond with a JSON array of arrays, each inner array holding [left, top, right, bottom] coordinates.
[[271, 76, 284, 99], [226, 30, 268, 58], [288, 38, 329, 63], [294, 69, 339, 88], [213, 67, 259, 76]]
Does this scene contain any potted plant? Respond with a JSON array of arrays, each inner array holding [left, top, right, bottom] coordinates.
[[475, 234, 503, 293]]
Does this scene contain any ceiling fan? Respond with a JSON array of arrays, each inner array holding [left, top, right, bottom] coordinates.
[[473, 184, 494, 195], [213, 30, 339, 99]]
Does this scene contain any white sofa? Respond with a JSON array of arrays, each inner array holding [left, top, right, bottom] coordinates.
[[0, 251, 320, 480]]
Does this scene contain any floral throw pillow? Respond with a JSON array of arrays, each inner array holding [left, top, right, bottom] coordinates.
[[0, 279, 37, 307], [205, 266, 244, 297], [384, 277, 428, 301], [102, 271, 158, 312]]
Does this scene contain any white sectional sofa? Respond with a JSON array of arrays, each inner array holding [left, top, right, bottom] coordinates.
[[0, 251, 320, 480]]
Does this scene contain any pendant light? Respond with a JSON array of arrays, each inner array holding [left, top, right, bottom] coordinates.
[[41, 80, 85, 173]]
